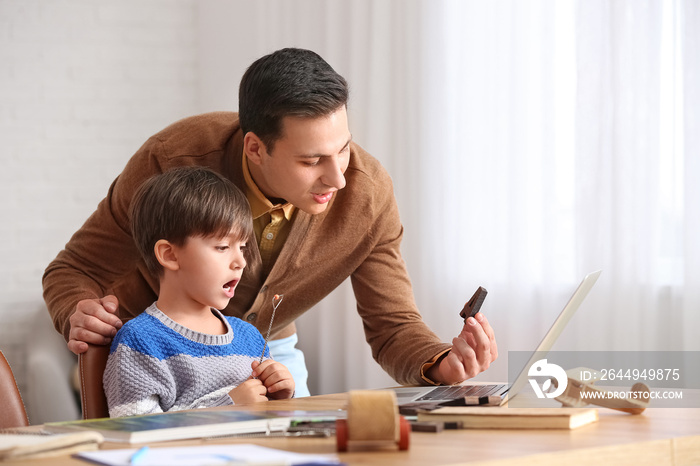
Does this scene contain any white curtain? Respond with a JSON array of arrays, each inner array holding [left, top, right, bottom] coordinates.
[[573, 0, 698, 352], [198, 0, 699, 395]]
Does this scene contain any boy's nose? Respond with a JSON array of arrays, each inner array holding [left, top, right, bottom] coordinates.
[[231, 252, 246, 270]]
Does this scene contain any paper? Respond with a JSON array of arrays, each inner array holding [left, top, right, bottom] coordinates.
[[74, 443, 340, 466]]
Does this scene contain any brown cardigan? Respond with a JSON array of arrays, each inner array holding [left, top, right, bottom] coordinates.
[[42, 112, 451, 385]]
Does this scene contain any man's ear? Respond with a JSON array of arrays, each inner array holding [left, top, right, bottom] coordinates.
[[154, 239, 179, 271], [244, 132, 267, 166]]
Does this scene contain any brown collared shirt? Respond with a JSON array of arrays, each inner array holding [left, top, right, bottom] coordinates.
[[241, 155, 296, 278]]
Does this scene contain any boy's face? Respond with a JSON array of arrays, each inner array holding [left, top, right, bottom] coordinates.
[[246, 106, 352, 215], [169, 231, 247, 312]]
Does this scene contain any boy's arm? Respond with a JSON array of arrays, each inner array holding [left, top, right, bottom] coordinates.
[[103, 341, 174, 417]]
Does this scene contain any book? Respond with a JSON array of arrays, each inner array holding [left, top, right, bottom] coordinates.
[[416, 407, 599, 430], [220, 410, 345, 438], [43, 410, 291, 444], [0, 431, 104, 461]]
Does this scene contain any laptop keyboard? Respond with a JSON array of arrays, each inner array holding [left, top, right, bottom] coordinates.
[[415, 384, 506, 401]]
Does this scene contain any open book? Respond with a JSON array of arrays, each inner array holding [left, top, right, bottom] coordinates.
[[43, 410, 291, 444], [417, 407, 599, 430], [0, 431, 104, 461]]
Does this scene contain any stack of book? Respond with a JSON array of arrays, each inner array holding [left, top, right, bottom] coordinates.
[[416, 407, 599, 430]]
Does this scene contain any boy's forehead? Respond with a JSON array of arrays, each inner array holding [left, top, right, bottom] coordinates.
[[191, 225, 247, 242], [222, 224, 250, 240]]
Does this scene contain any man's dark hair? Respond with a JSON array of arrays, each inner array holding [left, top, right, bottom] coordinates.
[[130, 167, 259, 277], [239, 48, 349, 152]]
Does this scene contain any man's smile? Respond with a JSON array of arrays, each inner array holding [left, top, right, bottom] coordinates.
[[312, 191, 335, 204]]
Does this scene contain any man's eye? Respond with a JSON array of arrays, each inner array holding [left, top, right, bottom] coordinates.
[[304, 159, 320, 166]]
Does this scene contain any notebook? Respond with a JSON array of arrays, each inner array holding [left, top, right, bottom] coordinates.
[[393, 270, 602, 407]]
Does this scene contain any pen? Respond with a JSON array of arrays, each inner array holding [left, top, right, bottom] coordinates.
[[129, 446, 150, 464]]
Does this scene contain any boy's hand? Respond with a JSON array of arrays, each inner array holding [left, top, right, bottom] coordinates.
[[251, 360, 295, 400], [68, 295, 123, 354], [228, 378, 268, 404]]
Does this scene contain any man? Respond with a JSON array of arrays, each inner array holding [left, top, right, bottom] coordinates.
[[43, 48, 497, 396]]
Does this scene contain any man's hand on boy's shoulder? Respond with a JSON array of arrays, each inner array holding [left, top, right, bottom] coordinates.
[[67, 295, 123, 354], [251, 360, 295, 400]]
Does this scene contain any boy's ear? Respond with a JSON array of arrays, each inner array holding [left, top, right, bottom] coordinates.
[[244, 132, 267, 166], [154, 239, 180, 271]]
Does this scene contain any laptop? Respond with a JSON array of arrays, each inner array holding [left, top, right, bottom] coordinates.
[[392, 270, 601, 407]]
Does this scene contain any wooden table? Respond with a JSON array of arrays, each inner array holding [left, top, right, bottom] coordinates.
[[8, 391, 700, 465]]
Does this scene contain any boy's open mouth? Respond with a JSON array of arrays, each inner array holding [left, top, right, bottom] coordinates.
[[223, 279, 238, 298], [223, 279, 238, 289]]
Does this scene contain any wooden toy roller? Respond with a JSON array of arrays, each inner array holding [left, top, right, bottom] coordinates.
[[336, 390, 410, 452]]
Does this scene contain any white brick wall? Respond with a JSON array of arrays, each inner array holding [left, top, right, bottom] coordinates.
[[0, 0, 199, 397]]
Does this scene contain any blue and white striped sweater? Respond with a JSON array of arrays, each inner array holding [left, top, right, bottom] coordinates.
[[103, 303, 270, 418]]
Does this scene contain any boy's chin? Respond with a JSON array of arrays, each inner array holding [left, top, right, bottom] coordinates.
[[209, 298, 232, 311]]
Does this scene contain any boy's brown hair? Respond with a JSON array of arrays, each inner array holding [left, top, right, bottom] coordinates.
[[129, 166, 259, 277]]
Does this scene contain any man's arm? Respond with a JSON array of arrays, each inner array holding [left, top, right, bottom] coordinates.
[[42, 138, 165, 349], [350, 158, 497, 386], [349, 166, 451, 385]]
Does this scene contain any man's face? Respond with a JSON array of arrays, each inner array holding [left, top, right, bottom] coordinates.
[[246, 106, 351, 215]]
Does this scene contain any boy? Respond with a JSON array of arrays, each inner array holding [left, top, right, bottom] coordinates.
[[103, 167, 294, 418]]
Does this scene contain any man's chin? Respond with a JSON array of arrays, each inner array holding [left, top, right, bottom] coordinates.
[[298, 202, 330, 215]]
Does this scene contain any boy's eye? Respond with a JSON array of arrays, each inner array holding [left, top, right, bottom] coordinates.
[[303, 159, 321, 167], [215, 245, 229, 251]]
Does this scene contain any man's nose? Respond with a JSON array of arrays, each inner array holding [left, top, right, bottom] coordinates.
[[322, 156, 346, 190]]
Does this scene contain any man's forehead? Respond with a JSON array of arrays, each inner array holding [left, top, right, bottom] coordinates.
[[275, 113, 351, 155]]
